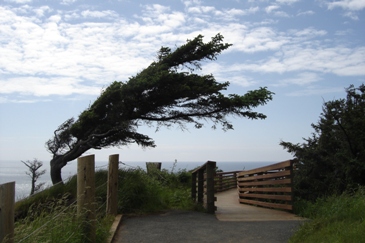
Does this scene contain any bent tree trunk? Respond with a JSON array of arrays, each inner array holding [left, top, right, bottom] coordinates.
[[50, 156, 68, 185], [50, 145, 91, 184]]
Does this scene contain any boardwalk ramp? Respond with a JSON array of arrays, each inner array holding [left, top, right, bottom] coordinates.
[[215, 189, 305, 221]]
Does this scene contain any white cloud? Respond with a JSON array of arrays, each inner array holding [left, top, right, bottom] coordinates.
[[182, 0, 202, 8], [232, 46, 365, 76], [265, 5, 280, 13], [274, 72, 322, 86], [273, 10, 290, 17], [0, 2, 364, 100], [231, 27, 289, 52], [0, 96, 51, 104], [297, 10, 315, 16], [4, 0, 32, 3], [290, 27, 327, 37], [327, 0, 365, 11], [343, 11, 360, 19], [286, 86, 345, 96], [61, 0, 77, 6], [265, 5, 290, 17], [80, 10, 119, 19], [0, 77, 101, 96], [276, 0, 300, 4]]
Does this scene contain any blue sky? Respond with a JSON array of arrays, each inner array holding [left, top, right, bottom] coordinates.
[[0, 0, 364, 165]]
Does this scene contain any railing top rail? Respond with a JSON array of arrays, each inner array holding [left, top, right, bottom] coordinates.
[[191, 161, 216, 174], [215, 171, 241, 175], [238, 160, 294, 176]]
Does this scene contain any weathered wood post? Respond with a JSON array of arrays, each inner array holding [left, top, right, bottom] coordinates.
[[77, 155, 96, 243], [0, 182, 15, 243], [146, 162, 162, 173], [191, 172, 197, 201], [205, 161, 216, 213], [197, 169, 204, 203], [107, 154, 119, 216], [218, 173, 223, 191]]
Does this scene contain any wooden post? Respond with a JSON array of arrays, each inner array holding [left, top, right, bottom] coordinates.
[[289, 159, 294, 211], [206, 161, 216, 213], [107, 154, 119, 216], [0, 182, 15, 243], [146, 162, 162, 173], [77, 155, 96, 243], [191, 172, 197, 201], [218, 174, 223, 191], [197, 169, 204, 203]]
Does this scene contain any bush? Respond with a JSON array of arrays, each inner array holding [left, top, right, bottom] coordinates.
[[290, 187, 365, 243], [117, 167, 194, 214], [13, 166, 194, 242]]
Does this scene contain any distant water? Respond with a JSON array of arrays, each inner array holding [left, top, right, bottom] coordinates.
[[0, 160, 274, 201]]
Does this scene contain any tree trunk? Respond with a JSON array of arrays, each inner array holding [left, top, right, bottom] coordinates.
[[50, 156, 67, 185], [50, 145, 91, 185]]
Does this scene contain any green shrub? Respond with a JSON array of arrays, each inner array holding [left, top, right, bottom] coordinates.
[[117, 167, 194, 214], [13, 167, 194, 242], [290, 187, 365, 243]]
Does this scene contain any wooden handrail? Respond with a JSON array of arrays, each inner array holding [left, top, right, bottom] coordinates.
[[237, 160, 295, 211], [191, 161, 217, 213], [214, 171, 240, 192]]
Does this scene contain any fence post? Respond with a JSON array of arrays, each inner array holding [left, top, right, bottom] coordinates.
[[107, 154, 119, 216], [191, 172, 197, 201], [206, 161, 216, 213], [77, 155, 96, 243], [197, 169, 204, 203], [0, 182, 15, 243], [146, 162, 162, 173]]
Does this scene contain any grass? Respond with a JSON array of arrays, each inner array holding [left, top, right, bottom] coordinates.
[[289, 187, 365, 243], [12, 166, 195, 242]]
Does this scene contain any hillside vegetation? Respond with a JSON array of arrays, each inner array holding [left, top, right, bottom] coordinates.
[[284, 84, 365, 242], [13, 166, 193, 243]]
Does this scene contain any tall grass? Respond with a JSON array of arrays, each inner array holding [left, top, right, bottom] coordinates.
[[13, 166, 194, 242], [117, 167, 194, 214], [290, 187, 365, 243]]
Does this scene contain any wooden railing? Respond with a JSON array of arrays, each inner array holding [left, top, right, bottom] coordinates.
[[191, 161, 217, 213], [237, 160, 294, 211], [214, 171, 240, 192], [0, 154, 120, 243]]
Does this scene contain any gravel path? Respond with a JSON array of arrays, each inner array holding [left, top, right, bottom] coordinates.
[[113, 210, 304, 243]]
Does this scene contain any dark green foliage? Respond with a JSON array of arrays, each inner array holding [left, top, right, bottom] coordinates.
[[14, 168, 194, 242], [289, 187, 365, 243], [46, 33, 274, 184], [117, 167, 193, 214], [281, 84, 365, 201]]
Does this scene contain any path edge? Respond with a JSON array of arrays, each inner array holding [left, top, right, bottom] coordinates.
[[107, 214, 123, 243]]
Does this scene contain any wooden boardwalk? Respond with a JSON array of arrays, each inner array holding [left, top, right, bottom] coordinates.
[[215, 189, 305, 221]]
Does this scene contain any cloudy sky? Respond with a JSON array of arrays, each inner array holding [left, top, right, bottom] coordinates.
[[0, 0, 364, 166]]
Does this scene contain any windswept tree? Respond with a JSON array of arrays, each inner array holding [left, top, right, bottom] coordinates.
[[46, 34, 274, 184], [21, 159, 46, 195], [281, 84, 365, 201]]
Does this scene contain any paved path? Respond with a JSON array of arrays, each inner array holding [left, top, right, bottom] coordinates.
[[112, 189, 306, 243]]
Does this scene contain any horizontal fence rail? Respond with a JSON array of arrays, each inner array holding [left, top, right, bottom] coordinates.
[[214, 171, 240, 192], [237, 160, 294, 211], [191, 161, 217, 213]]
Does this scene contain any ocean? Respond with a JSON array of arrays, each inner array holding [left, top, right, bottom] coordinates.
[[0, 160, 274, 201]]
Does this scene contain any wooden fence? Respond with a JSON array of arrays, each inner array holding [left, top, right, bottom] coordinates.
[[237, 160, 294, 211], [215, 171, 240, 192], [191, 161, 217, 213], [0, 182, 15, 243], [0, 154, 119, 243]]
